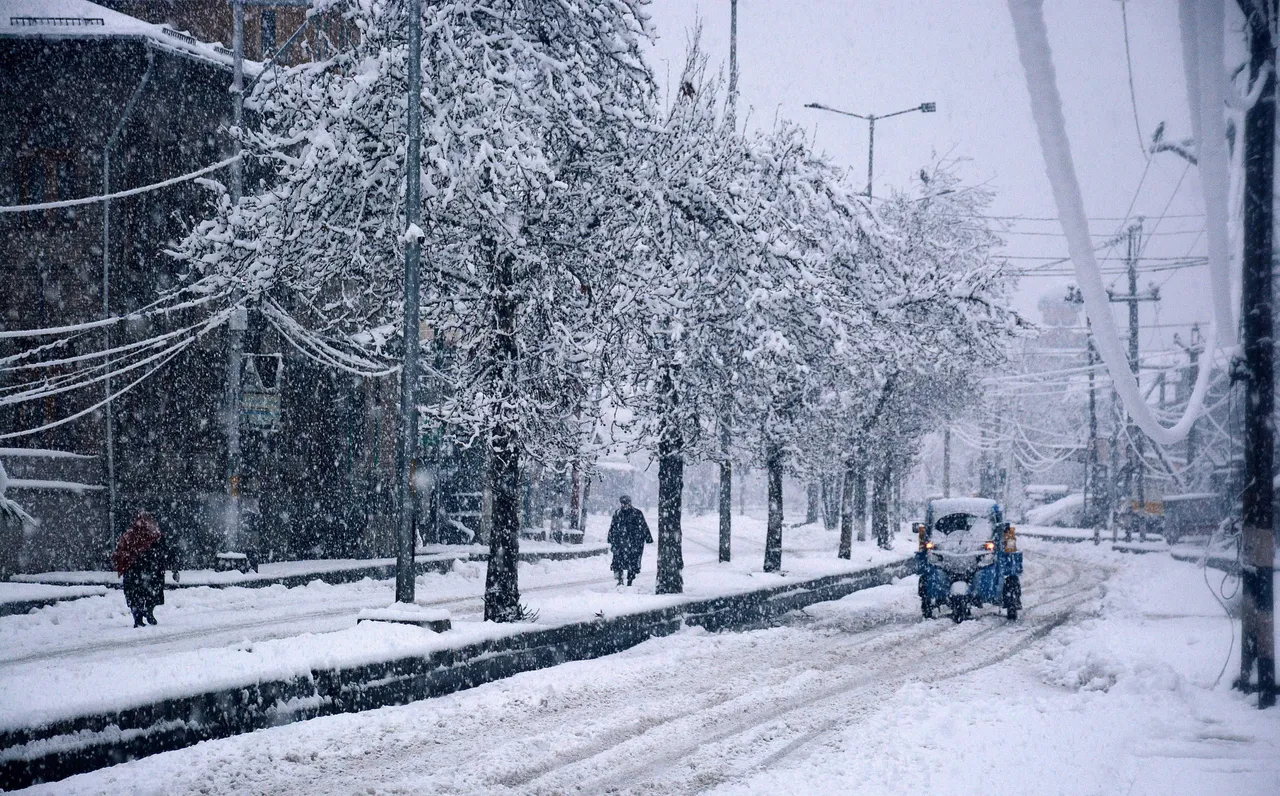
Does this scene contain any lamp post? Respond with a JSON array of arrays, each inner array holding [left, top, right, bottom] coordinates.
[[804, 101, 936, 199]]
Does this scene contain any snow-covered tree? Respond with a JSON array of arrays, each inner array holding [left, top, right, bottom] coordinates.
[[168, 0, 656, 620]]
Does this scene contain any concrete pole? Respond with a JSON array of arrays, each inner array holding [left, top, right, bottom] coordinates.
[[396, 0, 423, 603], [727, 0, 738, 127], [718, 0, 739, 563], [102, 49, 153, 541], [225, 1, 247, 554], [866, 115, 876, 199], [1126, 223, 1146, 543], [1087, 321, 1100, 543], [1236, 10, 1275, 708]]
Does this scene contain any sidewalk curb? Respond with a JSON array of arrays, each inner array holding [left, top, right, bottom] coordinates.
[[1170, 549, 1239, 575], [0, 597, 83, 618], [1018, 531, 1096, 545], [0, 557, 914, 789], [13, 546, 610, 593]]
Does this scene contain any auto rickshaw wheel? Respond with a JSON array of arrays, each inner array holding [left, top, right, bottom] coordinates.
[[949, 595, 969, 623], [1003, 576, 1022, 621]]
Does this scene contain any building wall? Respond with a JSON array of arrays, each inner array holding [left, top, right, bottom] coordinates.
[[0, 35, 400, 571], [1, 39, 236, 570], [97, 0, 347, 63]]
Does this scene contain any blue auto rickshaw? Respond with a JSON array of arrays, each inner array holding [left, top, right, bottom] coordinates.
[[915, 498, 1022, 623]]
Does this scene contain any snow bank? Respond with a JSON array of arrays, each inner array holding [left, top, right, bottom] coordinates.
[[0, 582, 107, 605], [1023, 492, 1084, 526]]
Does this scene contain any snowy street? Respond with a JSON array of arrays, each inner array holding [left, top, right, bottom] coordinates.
[[0, 512, 905, 732], [3, 0, 1278, 792], [22, 537, 1279, 795]]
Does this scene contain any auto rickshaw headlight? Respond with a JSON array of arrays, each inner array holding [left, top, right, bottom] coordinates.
[[983, 541, 995, 552], [1004, 525, 1017, 553]]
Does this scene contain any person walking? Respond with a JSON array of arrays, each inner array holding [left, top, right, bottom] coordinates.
[[112, 511, 178, 627], [607, 495, 652, 586]]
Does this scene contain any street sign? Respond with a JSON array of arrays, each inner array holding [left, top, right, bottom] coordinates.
[[241, 353, 283, 431]]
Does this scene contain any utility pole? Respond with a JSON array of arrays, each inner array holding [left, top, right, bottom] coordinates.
[[1175, 324, 1204, 471], [102, 50, 153, 542], [224, 0, 247, 556], [1067, 285, 1102, 541], [1236, 0, 1275, 708], [718, 0, 738, 563], [1108, 395, 1121, 542], [1087, 322, 1100, 543], [396, 0, 423, 603], [727, 0, 738, 126], [1107, 221, 1159, 543]]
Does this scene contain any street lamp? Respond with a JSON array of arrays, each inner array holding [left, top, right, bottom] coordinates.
[[805, 101, 936, 199]]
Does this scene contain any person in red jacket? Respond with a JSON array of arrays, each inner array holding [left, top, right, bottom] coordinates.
[[112, 511, 179, 627]]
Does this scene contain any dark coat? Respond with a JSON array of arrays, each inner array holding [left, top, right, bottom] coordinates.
[[608, 505, 652, 573], [121, 534, 173, 614]]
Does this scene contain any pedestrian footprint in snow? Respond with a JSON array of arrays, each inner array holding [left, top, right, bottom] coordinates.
[[112, 511, 179, 627], [608, 495, 652, 586]]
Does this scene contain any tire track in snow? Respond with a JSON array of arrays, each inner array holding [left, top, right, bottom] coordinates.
[[508, 548, 1104, 794]]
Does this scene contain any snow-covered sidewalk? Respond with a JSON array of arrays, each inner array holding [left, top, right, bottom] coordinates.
[[12, 540, 606, 589], [20, 538, 1279, 795], [0, 512, 903, 735]]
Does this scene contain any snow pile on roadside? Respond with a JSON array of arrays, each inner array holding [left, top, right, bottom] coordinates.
[[1023, 492, 1083, 526], [0, 583, 108, 606]]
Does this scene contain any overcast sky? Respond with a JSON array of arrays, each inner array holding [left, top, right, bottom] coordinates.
[[642, 0, 1239, 362]]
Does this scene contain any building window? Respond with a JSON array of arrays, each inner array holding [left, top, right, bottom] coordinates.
[[13, 152, 78, 226]]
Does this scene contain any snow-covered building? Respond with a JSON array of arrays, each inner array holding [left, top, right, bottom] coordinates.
[[0, 1, 394, 572]]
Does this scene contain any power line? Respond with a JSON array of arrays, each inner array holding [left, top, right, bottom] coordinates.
[[1119, 0, 1148, 159], [1003, 254, 1207, 262], [997, 228, 1202, 237], [0, 154, 240, 213]]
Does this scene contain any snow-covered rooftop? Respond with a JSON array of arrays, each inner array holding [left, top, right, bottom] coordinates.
[[0, 0, 261, 74]]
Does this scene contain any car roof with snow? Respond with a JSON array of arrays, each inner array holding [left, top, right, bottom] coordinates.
[[927, 497, 1000, 518]]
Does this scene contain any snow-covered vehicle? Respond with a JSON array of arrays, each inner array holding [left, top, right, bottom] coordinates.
[[915, 498, 1022, 623]]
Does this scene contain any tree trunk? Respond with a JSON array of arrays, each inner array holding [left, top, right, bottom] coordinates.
[[569, 461, 581, 531], [484, 425, 521, 620], [718, 460, 732, 562], [656, 364, 684, 594], [764, 440, 783, 572], [872, 463, 891, 550], [718, 402, 732, 562], [821, 474, 840, 530], [580, 475, 591, 533], [838, 463, 855, 559], [805, 481, 820, 525], [890, 466, 901, 539], [854, 464, 867, 542], [483, 250, 521, 622]]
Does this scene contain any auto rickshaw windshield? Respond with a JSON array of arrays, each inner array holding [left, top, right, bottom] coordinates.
[[934, 513, 981, 535]]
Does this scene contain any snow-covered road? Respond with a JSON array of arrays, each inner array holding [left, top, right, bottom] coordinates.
[[32, 539, 1273, 796], [12, 531, 1280, 795]]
